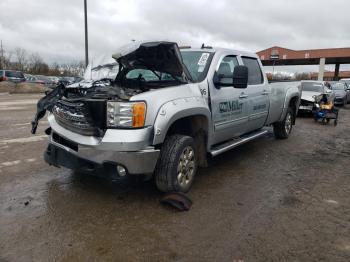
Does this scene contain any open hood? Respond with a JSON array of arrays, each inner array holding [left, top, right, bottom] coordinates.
[[301, 91, 322, 102], [112, 41, 192, 81]]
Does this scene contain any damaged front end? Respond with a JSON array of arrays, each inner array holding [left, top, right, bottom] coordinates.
[[31, 41, 190, 136], [30, 41, 191, 177]]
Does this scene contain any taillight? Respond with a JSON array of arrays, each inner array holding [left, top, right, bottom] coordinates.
[[0, 76, 7, 81]]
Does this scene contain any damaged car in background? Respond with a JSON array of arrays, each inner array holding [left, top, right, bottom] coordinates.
[[31, 41, 301, 193], [299, 80, 333, 113]]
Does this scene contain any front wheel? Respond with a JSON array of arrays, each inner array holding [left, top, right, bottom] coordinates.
[[273, 107, 294, 139], [154, 135, 197, 193]]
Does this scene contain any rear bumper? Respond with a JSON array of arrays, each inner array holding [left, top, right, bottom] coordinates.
[[45, 139, 160, 175]]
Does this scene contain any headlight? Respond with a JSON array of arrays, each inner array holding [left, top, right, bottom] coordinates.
[[107, 101, 146, 128]]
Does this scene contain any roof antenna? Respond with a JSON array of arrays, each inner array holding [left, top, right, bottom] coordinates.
[[201, 43, 205, 48]]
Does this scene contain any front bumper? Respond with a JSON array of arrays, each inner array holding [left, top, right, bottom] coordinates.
[[45, 136, 160, 176], [334, 97, 344, 105], [45, 113, 160, 176], [299, 105, 313, 111]]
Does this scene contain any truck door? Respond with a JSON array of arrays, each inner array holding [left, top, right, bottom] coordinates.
[[241, 57, 270, 132], [211, 55, 250, 144]]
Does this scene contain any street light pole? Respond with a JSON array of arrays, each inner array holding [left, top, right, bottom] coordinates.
[[84, 0, 89, 68]]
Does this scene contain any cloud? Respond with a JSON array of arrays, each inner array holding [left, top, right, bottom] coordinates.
[[0, 0, 349, 64]]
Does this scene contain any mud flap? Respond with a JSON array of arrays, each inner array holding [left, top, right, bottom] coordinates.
[[31, 84, 65, 134], [160, 192, 192, 211]]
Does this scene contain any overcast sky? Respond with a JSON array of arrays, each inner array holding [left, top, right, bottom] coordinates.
[[1, 0, 349, 71]]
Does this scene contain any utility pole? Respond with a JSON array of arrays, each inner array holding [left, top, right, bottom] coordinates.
[[0, 40, 3, 69], [84, 0, 89, 68]]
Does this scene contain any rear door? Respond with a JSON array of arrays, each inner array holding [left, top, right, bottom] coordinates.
[[241, 57, 270, 132], [211, 55, 250, 144]]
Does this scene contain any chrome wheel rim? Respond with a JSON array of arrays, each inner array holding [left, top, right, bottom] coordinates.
[[285, 112, 292, 134], [177, 146, 195, 188]]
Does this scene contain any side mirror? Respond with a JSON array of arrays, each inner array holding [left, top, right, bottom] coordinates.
[[232, 65, 248, 89], [213, 65, 249, 89]]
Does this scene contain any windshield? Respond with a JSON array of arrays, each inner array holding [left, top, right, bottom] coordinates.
[[181, 51, 214, 82], [340, 79, 350, 86], [331, 83, 345, 91], [126, 69, 176, 81], [301, 82, 324, 92]]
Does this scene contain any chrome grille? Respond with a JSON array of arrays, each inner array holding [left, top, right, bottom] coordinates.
[[53, 100, 97, 135]]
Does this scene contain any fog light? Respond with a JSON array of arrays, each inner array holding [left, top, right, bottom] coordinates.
[[117, 165, 127, 177]]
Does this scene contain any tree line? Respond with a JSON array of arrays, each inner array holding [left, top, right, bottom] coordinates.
[[0, 47, 85, 77]]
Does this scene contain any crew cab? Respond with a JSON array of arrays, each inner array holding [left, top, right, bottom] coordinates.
[[32, 41, 301, 193]]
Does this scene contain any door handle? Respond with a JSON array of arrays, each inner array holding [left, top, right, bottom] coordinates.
[[262, 90, 269, 95], [239, 94, 248, 99]]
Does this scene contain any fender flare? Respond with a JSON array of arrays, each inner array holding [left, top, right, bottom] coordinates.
[[279, 88, 301, 122], [152, 97, 212, 146]]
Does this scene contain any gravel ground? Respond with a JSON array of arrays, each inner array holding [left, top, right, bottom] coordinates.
[[0, 93, 349, 262]]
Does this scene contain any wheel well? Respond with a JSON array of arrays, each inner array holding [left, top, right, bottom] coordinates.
[[289, 96, 299, 124], [166, 115, 208, 167]]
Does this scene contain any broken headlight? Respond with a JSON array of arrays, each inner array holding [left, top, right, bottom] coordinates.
[[106, 101, 146, 128]]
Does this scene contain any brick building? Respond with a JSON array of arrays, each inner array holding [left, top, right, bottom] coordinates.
[[257, 46, 350, 80]]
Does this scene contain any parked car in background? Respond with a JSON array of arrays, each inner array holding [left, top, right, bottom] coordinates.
[[0, 70, 26, 83], [48, 76, 60, 85], [340, 78, 350, 87], [35, 75, 51, 86], [330, 81, 350, 105], [24, 74, 45, 85], [299, 80, 333, 112]]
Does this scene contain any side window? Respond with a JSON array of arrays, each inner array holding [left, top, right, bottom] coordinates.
[[217, 56, 238, 85], [242, 57, 264, 85]]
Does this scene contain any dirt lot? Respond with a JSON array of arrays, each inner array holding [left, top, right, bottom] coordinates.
[[0, 93, 349, 262]]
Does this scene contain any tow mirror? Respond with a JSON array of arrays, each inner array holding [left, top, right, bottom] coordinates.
[[232, 65, 248, 89]]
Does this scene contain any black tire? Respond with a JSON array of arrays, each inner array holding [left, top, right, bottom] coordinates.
[[273, 107, 294, 139], [154, 135, 197, 193]]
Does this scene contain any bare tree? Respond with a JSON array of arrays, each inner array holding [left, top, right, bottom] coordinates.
[[14, 47, 27, 71], [28, 53, 49, 75]]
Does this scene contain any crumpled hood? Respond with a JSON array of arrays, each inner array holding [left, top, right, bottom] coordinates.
[[66, 79, 112, 89], [112, 41, 192, 80], [301, 91, 322, 102]]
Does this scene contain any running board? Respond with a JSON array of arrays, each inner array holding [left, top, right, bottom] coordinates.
[[210, 129, 269, 157]]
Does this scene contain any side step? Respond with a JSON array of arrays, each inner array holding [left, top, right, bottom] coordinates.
[[210, 129, 269, 157]]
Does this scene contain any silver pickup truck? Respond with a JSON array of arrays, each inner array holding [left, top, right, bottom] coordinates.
[[32, 41, 301, 193]]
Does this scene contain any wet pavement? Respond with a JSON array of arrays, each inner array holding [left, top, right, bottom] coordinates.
[[0, 93, 350, 261]]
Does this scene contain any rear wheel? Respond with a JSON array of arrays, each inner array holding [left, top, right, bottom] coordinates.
[[273, 107, 294, 139], [154, 135, 197, 193]]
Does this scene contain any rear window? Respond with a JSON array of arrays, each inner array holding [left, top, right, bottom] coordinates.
[[242, 57, 264, 85], [5, 71, 24, 78]]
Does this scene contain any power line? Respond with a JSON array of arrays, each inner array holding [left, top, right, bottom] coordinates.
[[0, 40, 3, 69], [84, 0, 89, 68]]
